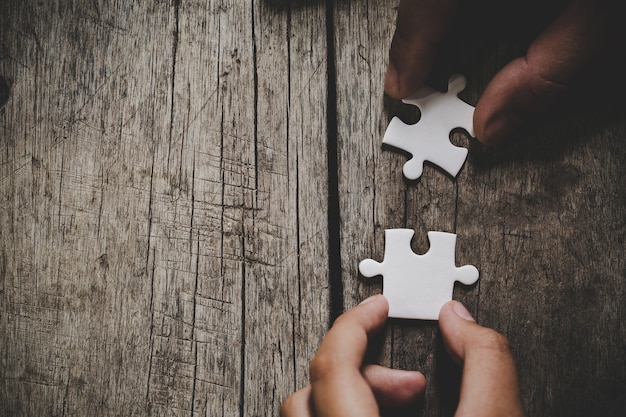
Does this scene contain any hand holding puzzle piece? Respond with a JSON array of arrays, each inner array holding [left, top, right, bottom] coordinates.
[[383, 74, 475, 180], [360, 229, 478, 320]]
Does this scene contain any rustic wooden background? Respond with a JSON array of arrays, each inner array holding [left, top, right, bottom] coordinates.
[[1, 1, 625, 416]]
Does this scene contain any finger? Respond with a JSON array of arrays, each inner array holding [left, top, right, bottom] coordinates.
[[311, 295, 389, 374], [309, 294, 388, 417], [280, 386, 314, 417], [280, 366, 426, 416], [362, 364, 426, 406], [474, 0, 612, 144], [439, 301, 526, 417], [385, 0, 458, 99]]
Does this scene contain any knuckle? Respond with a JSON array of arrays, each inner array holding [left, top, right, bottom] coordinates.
[[308, 352, 335, 383], [473, 327, 512, 356], [527, 68, 569, 104]]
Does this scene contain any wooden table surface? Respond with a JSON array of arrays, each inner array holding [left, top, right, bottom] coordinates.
[[1, 1, 625, 416]]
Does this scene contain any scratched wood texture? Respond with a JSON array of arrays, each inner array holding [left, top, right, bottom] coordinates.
[[0, 1, 329, 416], [1, 1, 625, 417]]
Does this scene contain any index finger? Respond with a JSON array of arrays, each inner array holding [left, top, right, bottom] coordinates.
[[309, 295, 389, 417], [313, 295, 388, 372], [385, 0, 458, 99]]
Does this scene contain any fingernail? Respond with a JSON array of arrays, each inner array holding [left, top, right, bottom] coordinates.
[[359, 295, 379, 306], [452, 302, 475, 322]]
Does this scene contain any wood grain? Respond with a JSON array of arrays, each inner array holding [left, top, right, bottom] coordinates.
[[0, 1, 328, 416], [1, 1, 625, 416]]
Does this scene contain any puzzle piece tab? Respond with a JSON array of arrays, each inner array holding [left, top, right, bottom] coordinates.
[[383, 74, 475, 180], [359, 229, 479, 320]]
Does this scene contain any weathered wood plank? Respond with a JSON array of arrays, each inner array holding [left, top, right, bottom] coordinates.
[[334, 0, 405, 308], [144, 1, 254, 416], [1, 0, 330, 416], [244, 1, 328, 415], [0, 1, 177, 415], [333, 2, 450, 415]]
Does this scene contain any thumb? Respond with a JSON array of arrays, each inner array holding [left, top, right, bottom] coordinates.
[[439, 301, 526, 417], [474, 0, 612, 144]]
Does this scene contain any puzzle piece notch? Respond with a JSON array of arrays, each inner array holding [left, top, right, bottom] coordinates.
[[383, 74, 475, 180], [359, 229, 479, 320]]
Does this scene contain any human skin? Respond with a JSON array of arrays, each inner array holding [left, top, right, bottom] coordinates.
[[384, 0, 616, 145], [280, 295, 525, 417]]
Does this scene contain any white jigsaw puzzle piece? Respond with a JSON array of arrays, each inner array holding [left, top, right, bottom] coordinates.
[[359, 229, 479, 320], [383, 74, 475, 180]]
